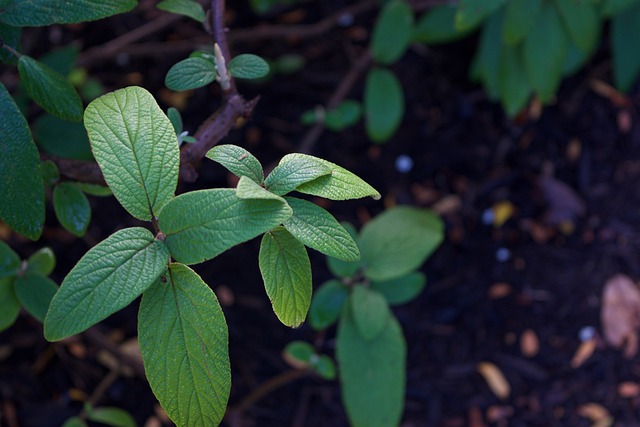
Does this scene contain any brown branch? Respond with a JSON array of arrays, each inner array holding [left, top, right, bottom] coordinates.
[[44, 155, 107, 186]]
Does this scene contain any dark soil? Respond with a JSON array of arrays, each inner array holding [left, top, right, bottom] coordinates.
[[3, 1, 640, 426]]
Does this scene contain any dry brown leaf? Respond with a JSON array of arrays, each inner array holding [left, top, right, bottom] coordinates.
[[601, 274, 640, 358], [432, 195, 462, 216], [520, 329, 539, 358], [571, 339, 597, 368], [618, 382, 640, 398], [477, 362, 511, 400], [577, 403, 613, 427]]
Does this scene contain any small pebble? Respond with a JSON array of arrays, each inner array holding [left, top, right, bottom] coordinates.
[[495, 247, 511, 262], [395, 155, 414, 173], [579, 326, 596, 342]]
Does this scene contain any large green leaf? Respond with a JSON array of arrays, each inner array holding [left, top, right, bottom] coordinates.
[[228, 54, 270, 79], [0, 240, 20, 279], [522, 2, 569, 102], [371, 0, 414, 64], [44, 227, 170, 341], [0, 83, 44, 240], [502, 0, 542, 45], [0, 0, 137, 26], [612, 2, 640, 91], [159, 189, 292, 264], [14, 273, 58, 322], [0, 278, 20, 332], [26, 247, 56, 276], [18, 56, 83, 121], [337, 304, 406, 427], [350, 286, 390, 340], [364, 67, 404, 143], [554, 0, 600, 53], [360, 207, 443, 281], [53, 183, 91, 237], [138, 263, 230, 427], [308, 279, 350, 330], [259, 227, 312, 327], [371, 272, 426, 305], [157, 0, 205, 22], [264, 153, 331, 196], [236, 176, 285, 202], [206, 144, 264, 184], [33, 114, 93, 161], [498, 43, 532, 116], [293, 155, 380, 200], [165, 57, 217, 91], [413, 5, 472, 44], [283, 197, 359, 261], [455, 0, 506, 31], [84, 86, 179, 221]]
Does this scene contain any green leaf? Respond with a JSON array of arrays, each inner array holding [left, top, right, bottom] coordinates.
[[167, 107, 183, 134], [41, 160, 59, 187], [324, 100, 362, 132], [53, 183, 91, 237], [455, 0, 506, 32], [498, 43, 532, 116], [165, 57, 217, 91], [264, 154, 332, 196], [563, 39, 592, 76], [18, 56, 83, 121], [364, 67, 404, 143], [293, 155, 381, 200], [86, 407, 136, 427], [67, 182, 113, 197], [44, 227, 170, 341], [313, 355, 336, 380], [554, 0, 600, 53], [14, 273, 58, 322], [283, 341, 316, 368], [0, 278, 20, 332], [612, 2, 640, 91], [138, 263, 230, 427], [360, 207, 443, 281], [502, 0, 542, 45], [0, 22, 20, 64], [259, 227, 312, 327], [26, 247, 56, 276], [470, 11, 503, 99], [236, 175, 285, 202], [602, 0, 639, 16], [371, 0, 414, 65], [337, 304, 405, 427], [283, 197, 359, 261], [39, 45, 79, 77], [309, 279, 350, 330], [0, 83, 44, 240], [413, 5, 472, 44], [157, 0, 205, 22], [84, 86, 179, 221], [206, 144, 264, 184], [0, 0, 137, 26], [371, 272, 426, 305], [0, 240, 20, 279], [522, 2, 569, 102], [159, 189, 292, 264], [228, 54, 270, 79], [33, 114, 93, 160], [61, 417, 87, 427], [350, 286, 390, 340]]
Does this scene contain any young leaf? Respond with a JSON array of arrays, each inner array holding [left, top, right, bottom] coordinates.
[[53, 183, 91, 237], [0, 278, 20, 332], [264, 154, 332, 196], [283, 340, 316, 369], [324, 100, 362, 132], [309, 279, 350, 330], [26, 247, 56, 276], [0, 83, 45, 240], [44, 227, 170, 341], [554, 0, 600, 53], [313, 355, 336, 380], [0, 240, 20, 279], [84, 86, 179, 221], [0, 0, 137, 26], [351, 286, 391, 340], [370, 272, 426, 305], [18, 56, 83, 121], [364, 67, 404, 143], [371, 0, 414, 65], [612, 3, 640, 92], [157, 0, 206, 23], [498, 43, 532, 116], [165, 57, 217, 91], [206, 144, 264, 184], [41, 160, 60, 187], [337, 305, 406, 427], [283, 197, 359, 261], [290, 155, 381, 200], [413, 5, 472, 44], [236, 175, 285, 202], [167, 107, 183, 134], [86, 407, 136, 427], [502, 0, 542, 45], [455, 0, 506, 32], [259, 227, 312, 327], [360, 207, 443, 281], [14, 273, 58, 322], [159, 189, 292, 264], [139, 263, 230, 427], [228, 54, 270, 79]]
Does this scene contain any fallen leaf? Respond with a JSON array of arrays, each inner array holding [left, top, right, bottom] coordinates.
[[618, 382, 640, 398], [432, 194, 461, 216], [477, 362, 510, 400], [520, 329, 539, 358], [577, 403, 613, 427], [571, 339, 597, 368], [601, 274, 640, 358], [538, 175, 586, 226], [488, 283, 512, 300]]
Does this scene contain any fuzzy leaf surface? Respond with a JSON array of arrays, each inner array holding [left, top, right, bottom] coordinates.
[[228, 54, 270, 79], [53, 183, 91, 237], [139, 263, 230, 427], [259, 227, 312, 327], [309, 280, 350, 330], [14, 273, 58, 322], [157, 0, 205, 22], [364, 67, 404, 143], [351, 286, 390, 340], [0, 278, 20, 332], [264, 154, 332, 195], [26, 247, 56, 276], [165, 57, 217, 91], [206, 144, 264, 184], [371, 0, 414, 64], [159, 189, 292, 264], [236, 176, 285, 202], [84, 86, 179, 221], [0, 83, 44, 240], [283, 197, 359, 261], [0, 0, 137, 26], [44, 227, 169, 341]]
